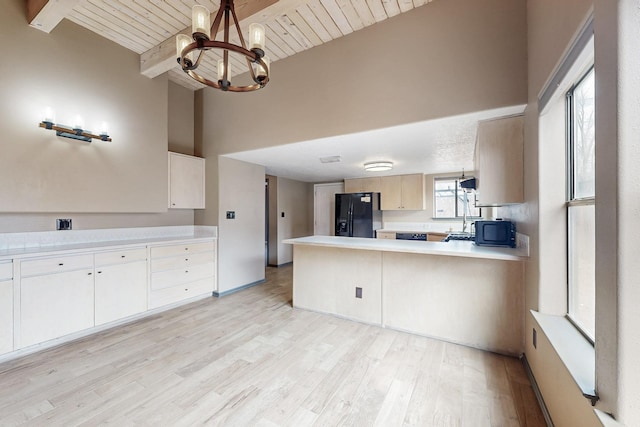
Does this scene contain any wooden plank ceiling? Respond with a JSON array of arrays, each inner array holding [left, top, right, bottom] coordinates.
[[35, 0, 435, 90]]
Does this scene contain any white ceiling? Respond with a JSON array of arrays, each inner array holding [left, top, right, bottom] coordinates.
[[224, 104, 526, 182]]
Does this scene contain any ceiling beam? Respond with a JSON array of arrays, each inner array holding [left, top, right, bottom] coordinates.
[[27, 0, 82, 33], [140, 0, 280, 79]]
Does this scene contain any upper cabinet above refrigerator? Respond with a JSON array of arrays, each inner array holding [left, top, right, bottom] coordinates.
[[474, 115, 524, 207]]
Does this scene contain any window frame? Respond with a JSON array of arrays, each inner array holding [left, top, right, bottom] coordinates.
[[565, 65, 596, 344], [432, 176, 481, 220]]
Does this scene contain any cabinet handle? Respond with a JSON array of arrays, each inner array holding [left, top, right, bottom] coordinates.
[[121, 255, 126, 258], [185, 248, 189, 251], [88, 272, 92, 276], [185, 258, 189, 261], [97, 271, 102, 274], [184, 288, 188, 291], [185, 270, 189, 273], [58, 263, 64, 266]]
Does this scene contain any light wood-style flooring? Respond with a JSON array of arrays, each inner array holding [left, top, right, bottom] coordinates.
[[0, 265, 546, 426]]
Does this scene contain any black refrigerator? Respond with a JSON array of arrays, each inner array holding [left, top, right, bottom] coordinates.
[[335, 192, 382, 238]]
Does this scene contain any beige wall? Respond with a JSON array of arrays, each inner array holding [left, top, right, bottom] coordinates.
[[0, 0, 196, 231], [500, 0, 640, 424], [198, 0, 527, 157], [498, 0, 596, 423], [216, 157, 266, 293], [593, 0, 640, 421], [168, 82, 195, 156], [0, 0, 165, 214], [276, 177, 313, 265]]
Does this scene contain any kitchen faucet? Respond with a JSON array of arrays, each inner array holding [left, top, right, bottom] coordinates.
[[462, 190, 468, 233]]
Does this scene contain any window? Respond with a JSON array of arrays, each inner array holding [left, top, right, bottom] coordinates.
[[566, 67, 595, 340], [433, 178, 481, 219]]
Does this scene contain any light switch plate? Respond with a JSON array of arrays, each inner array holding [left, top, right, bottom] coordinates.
[[226, 211, 235, 219]]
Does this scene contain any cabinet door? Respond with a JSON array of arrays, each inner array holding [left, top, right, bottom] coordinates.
[[344, 177, 381, 193], [0, 280, 13, 355], [95, 261, 147, 326], [379, 176, 402, 210], [344, 179, 361, 193], [21, 269, 95, 348], [476, 115, 524, 205], [376, 231, 396, 240], [169, 152, 205, 209], [400, 174, 425, 210]]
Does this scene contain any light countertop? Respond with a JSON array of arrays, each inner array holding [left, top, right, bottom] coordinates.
[[283, 235, 527, 261], [0, 226, 217, 260]]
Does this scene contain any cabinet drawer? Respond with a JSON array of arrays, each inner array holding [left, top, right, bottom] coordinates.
[[95, 248, 147, 266], [376, 231, 396, 240], [151, 262, 214, 290], [150, 241, 214, 259], [149, 278, 213, 309], [0, 261, 12, 281], [21, 254, 94, 277], [150, 251, 214, 273]]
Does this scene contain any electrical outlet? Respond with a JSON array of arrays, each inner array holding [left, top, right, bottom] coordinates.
[[355, 287, 362, 299], [533, 328, 537, 349], [56, 219, 72, 230]]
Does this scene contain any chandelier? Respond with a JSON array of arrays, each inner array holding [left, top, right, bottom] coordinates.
[[176, 2, 270, 92]]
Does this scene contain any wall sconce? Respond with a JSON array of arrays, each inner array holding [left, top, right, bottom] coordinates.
[[39, 109, 111, 142]]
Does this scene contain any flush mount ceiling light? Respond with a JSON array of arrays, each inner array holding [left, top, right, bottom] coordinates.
[[364, 161, 393, 172], [176, 2, 269, 92]]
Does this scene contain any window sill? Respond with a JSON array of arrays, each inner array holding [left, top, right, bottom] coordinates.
[[530, 310, 597, 404]]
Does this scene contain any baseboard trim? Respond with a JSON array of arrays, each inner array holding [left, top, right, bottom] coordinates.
[[213, 279, 266, 297], [522, 353, 554, 427]]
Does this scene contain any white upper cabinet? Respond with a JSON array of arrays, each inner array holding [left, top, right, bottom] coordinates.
[[475, 115, 524, 206], [168, 152, 205, 209]]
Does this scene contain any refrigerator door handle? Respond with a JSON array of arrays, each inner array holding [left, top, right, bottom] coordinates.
[[348, 202, 353, 237]]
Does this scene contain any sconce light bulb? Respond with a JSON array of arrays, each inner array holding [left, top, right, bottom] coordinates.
[[74, 115, 84, 130], [43, 106, 55, 123]]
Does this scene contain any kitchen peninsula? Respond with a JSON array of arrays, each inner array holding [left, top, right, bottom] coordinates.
[[284, 236, 527, 355]]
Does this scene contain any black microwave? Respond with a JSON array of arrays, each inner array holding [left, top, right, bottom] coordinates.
[[474, 220, 516, 248]]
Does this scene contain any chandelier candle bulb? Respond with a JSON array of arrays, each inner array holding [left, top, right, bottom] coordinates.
[[192, 5, 211, 40], [256, 56, 270, 80], [176, 34, 193, 65], [249, 23, 266, 54], [217, 59, 231, 82]]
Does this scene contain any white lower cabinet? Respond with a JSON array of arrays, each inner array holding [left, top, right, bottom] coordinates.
[[0, 261, 13, 355], [3, 235, 216, 357], [20, 268, 95, 348], [150, 241, 215, 309], [95, 248, 147, 326]]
